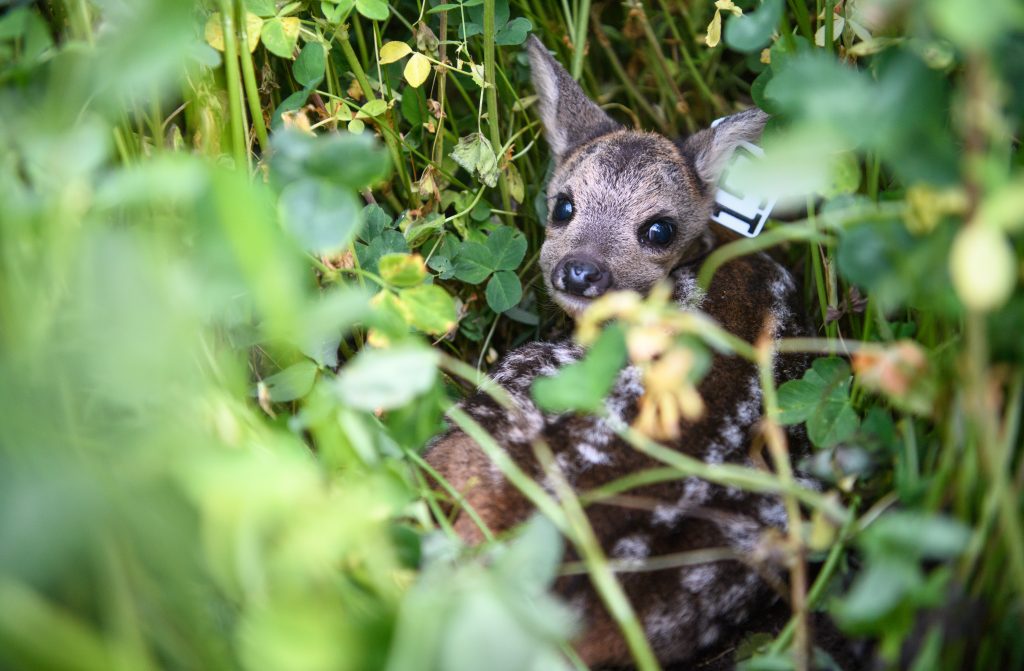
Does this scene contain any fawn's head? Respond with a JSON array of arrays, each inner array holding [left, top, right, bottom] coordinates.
[[526, 36, 767, 317]]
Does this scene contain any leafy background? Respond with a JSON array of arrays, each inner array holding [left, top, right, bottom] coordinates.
[[1, 0, 1023, 670]]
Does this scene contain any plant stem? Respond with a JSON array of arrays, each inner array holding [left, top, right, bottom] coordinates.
[[236, 4, 269, 152], [531, 440, 663, 671], [697, 225, 833, 291], [630, 0, 691, 132], [787, 0, 814, 42], [756, 342, 809, 671], [336, 27, 412, 200], [218, 0, 247, 169], [769, 505, 858, 655], [655, 0, 718, 113], [570, 0, 592, 80], [590, 7, 668, 131], [966, 314, 1024, 605], [483, 0, 512, 214], [824, 0, 835, 52], [447, 408, 569, 533], [431, 11, 449, 166], [617, 428, 850, 523]]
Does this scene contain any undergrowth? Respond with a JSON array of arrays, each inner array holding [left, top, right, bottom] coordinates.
[[1, 1, 1023, 670]]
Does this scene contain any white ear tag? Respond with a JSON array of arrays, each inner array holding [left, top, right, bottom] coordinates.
[[710, 117, 776, 238]]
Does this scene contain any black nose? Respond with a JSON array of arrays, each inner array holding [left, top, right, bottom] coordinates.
[[557, 255, 612, 297]]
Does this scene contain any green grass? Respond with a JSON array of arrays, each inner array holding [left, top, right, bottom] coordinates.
[[1, 1, 1023, 670]]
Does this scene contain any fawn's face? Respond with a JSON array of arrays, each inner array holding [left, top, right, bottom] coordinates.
[[526, 36, 767, 317], [539, 130, 711, 316]]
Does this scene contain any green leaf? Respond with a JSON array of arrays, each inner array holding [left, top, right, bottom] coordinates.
[[356, 231, 409, 274], [764, 51, 875, 137], [485, 271, 522, 313], [861, 512, 971, 560], [494, 17, 532, 45], [927, 0, 1024, 49], [292, 42, 325, 87], [362, 204, 394, 239], [831, 558, 922, 631], [504, 306, 539, 326], [279, 178, 361, 254], [450, 133, 499, 188], [486, 226, 527, 271], [400, 85, 426, 127], [398, 284, 458, 335], [355, 0, 389, 21], [260, 16, 300, 58], [359, 99, 388, 118], [467, 0, 508, 32], [321, 0, 354, 23], [335, 345, 438, 411], [378, 253, 427, 287], [808, 402, 860, 450], [776, 358, 859, 449], [270, 130, 390, 190], [404, 214, 445, 249], [427, 254, 455, 280], [244, 0, 277, 17], [493, 515, 563, 593], [259, 360, 318, 402], [452, 241, 494, 284], [295, 288, 371, 367], [532, 325, 627, 413], [724, 0, 783, 53]]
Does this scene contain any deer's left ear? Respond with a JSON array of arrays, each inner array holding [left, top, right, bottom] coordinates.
[[682, 108, 769, 185], [526, 35, 621, 163]]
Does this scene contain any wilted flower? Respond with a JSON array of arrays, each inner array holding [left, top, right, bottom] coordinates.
[[852, 340, 933, 415], [634, 348, 705, 440], [576, 290, 642, 344]]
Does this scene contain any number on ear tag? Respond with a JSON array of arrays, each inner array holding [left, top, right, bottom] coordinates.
[[710, 118, 776, 238]]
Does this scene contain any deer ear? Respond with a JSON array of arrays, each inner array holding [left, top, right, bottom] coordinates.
[[682, 108, 769, 185], [526, 36, 620, 163]]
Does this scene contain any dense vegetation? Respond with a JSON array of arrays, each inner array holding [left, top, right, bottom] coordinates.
[[1, 0, 1023, 669]]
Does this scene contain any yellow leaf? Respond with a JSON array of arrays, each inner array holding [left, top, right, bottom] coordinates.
[[704, 11, 722, 48], [279, 16, 300, 44], [379, 41, 412, 64], [205, 13, 225, 52], [715, 0, 743, 17], [244, 13, 263, 53], [404, 52, 432, 88]]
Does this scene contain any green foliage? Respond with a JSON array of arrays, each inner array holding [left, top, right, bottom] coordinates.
[[1, 1, 1023, 671], [778, 358, 859, 448], [532, 325, 627, 413], [724, 0, 783, 53]]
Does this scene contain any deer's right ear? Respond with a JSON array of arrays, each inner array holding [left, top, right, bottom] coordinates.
[[526, 36, 620, 163]]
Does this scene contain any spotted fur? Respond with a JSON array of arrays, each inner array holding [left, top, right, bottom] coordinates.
[[424, 37, 813, 668]]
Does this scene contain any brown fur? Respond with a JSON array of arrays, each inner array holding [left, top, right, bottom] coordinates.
[[423, 37, 815, 668]]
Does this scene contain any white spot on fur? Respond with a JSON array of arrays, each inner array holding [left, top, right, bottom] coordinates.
[[644, 605, 689, 648], [759, 499, 788, 528], [613, 534, 651, 561], [577, 442, 610, 466], [652, 503, 685, 527], [681, 564, 719, 592], [699, 624, 721, 648]]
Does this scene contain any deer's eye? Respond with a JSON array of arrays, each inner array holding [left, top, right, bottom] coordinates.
[[552, 196, 574, 224], [640, 220, 675, 247]]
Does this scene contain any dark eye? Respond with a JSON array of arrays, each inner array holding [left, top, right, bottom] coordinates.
[[551, 195, 574, 224], [640, 220, 675, 247]]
